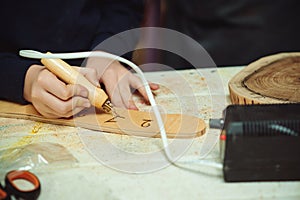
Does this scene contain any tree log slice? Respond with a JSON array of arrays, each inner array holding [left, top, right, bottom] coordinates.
[[229, 52, 300, 104]]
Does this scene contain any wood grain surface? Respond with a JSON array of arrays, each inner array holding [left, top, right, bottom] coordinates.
[[0, 100, 206, 138], [229, 52, 300, 104]]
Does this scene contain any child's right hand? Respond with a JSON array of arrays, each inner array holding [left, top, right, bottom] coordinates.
[[23, 64, 98, 118]]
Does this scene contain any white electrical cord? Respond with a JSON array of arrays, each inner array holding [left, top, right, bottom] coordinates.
[[19, 50, 222, 170]]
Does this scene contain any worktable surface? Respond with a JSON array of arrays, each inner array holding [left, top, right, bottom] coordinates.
[[0, 67, 299, 200]]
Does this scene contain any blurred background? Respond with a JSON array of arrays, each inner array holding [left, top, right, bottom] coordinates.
[[133, 0, 300, 69]]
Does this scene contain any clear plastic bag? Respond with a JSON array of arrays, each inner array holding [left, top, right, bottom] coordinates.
[[0, 142, 78, 176]]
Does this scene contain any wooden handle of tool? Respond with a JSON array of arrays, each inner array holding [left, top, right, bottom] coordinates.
[[41, 55, 108, 109]]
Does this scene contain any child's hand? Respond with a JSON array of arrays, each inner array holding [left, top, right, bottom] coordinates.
[[86, 57, 159, 110], [23, 64, 98, 118], [23, 56, 159, 119]]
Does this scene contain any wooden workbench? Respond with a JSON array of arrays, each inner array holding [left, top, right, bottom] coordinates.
[[0, 67, 299, 200]]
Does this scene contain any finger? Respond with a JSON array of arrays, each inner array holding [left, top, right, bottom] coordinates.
[[31, 69, 90, 118], [32, 95, 64, 119], [39, 73, 89, 100], [105, 80, 126, 108], [74, 66, 101, 87], [118, 80, 138, 110], [130, 78, 160, 105], [34, 104, 61, 119], [32, 78, 90, 116], [36, 89, 90, 117], [61, 97, 91, 117], [129, 75, 151, 103], [149, 82, 160, 90], [102, 74, 136, 109], [40, 105, 88, 119]]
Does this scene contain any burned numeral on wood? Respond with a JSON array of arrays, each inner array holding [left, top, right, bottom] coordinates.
[[140, 119, 153, 127], [104, 114, 125, 123]]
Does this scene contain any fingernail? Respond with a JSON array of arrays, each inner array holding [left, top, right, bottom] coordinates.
[[129, 104, 138, 110], [95, 82, 101, 88]]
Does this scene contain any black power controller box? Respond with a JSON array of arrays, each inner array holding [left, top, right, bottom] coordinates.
[[219, 104, 300, 182]]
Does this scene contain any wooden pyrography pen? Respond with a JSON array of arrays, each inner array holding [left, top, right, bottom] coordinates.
[[41, 53, 112, 112]]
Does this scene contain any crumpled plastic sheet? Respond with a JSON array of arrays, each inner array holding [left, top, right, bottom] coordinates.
[[0, 142, 78, 177]]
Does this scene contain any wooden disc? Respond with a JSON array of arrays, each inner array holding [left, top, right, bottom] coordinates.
[[229, 52, 300, 104]]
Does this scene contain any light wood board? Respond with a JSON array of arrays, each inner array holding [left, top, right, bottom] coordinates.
[[229, 52, 300, 104], [0, 100, 206, 138]]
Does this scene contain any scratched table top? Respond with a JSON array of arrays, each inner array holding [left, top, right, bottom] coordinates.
[[0, 67, 299, 200]]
